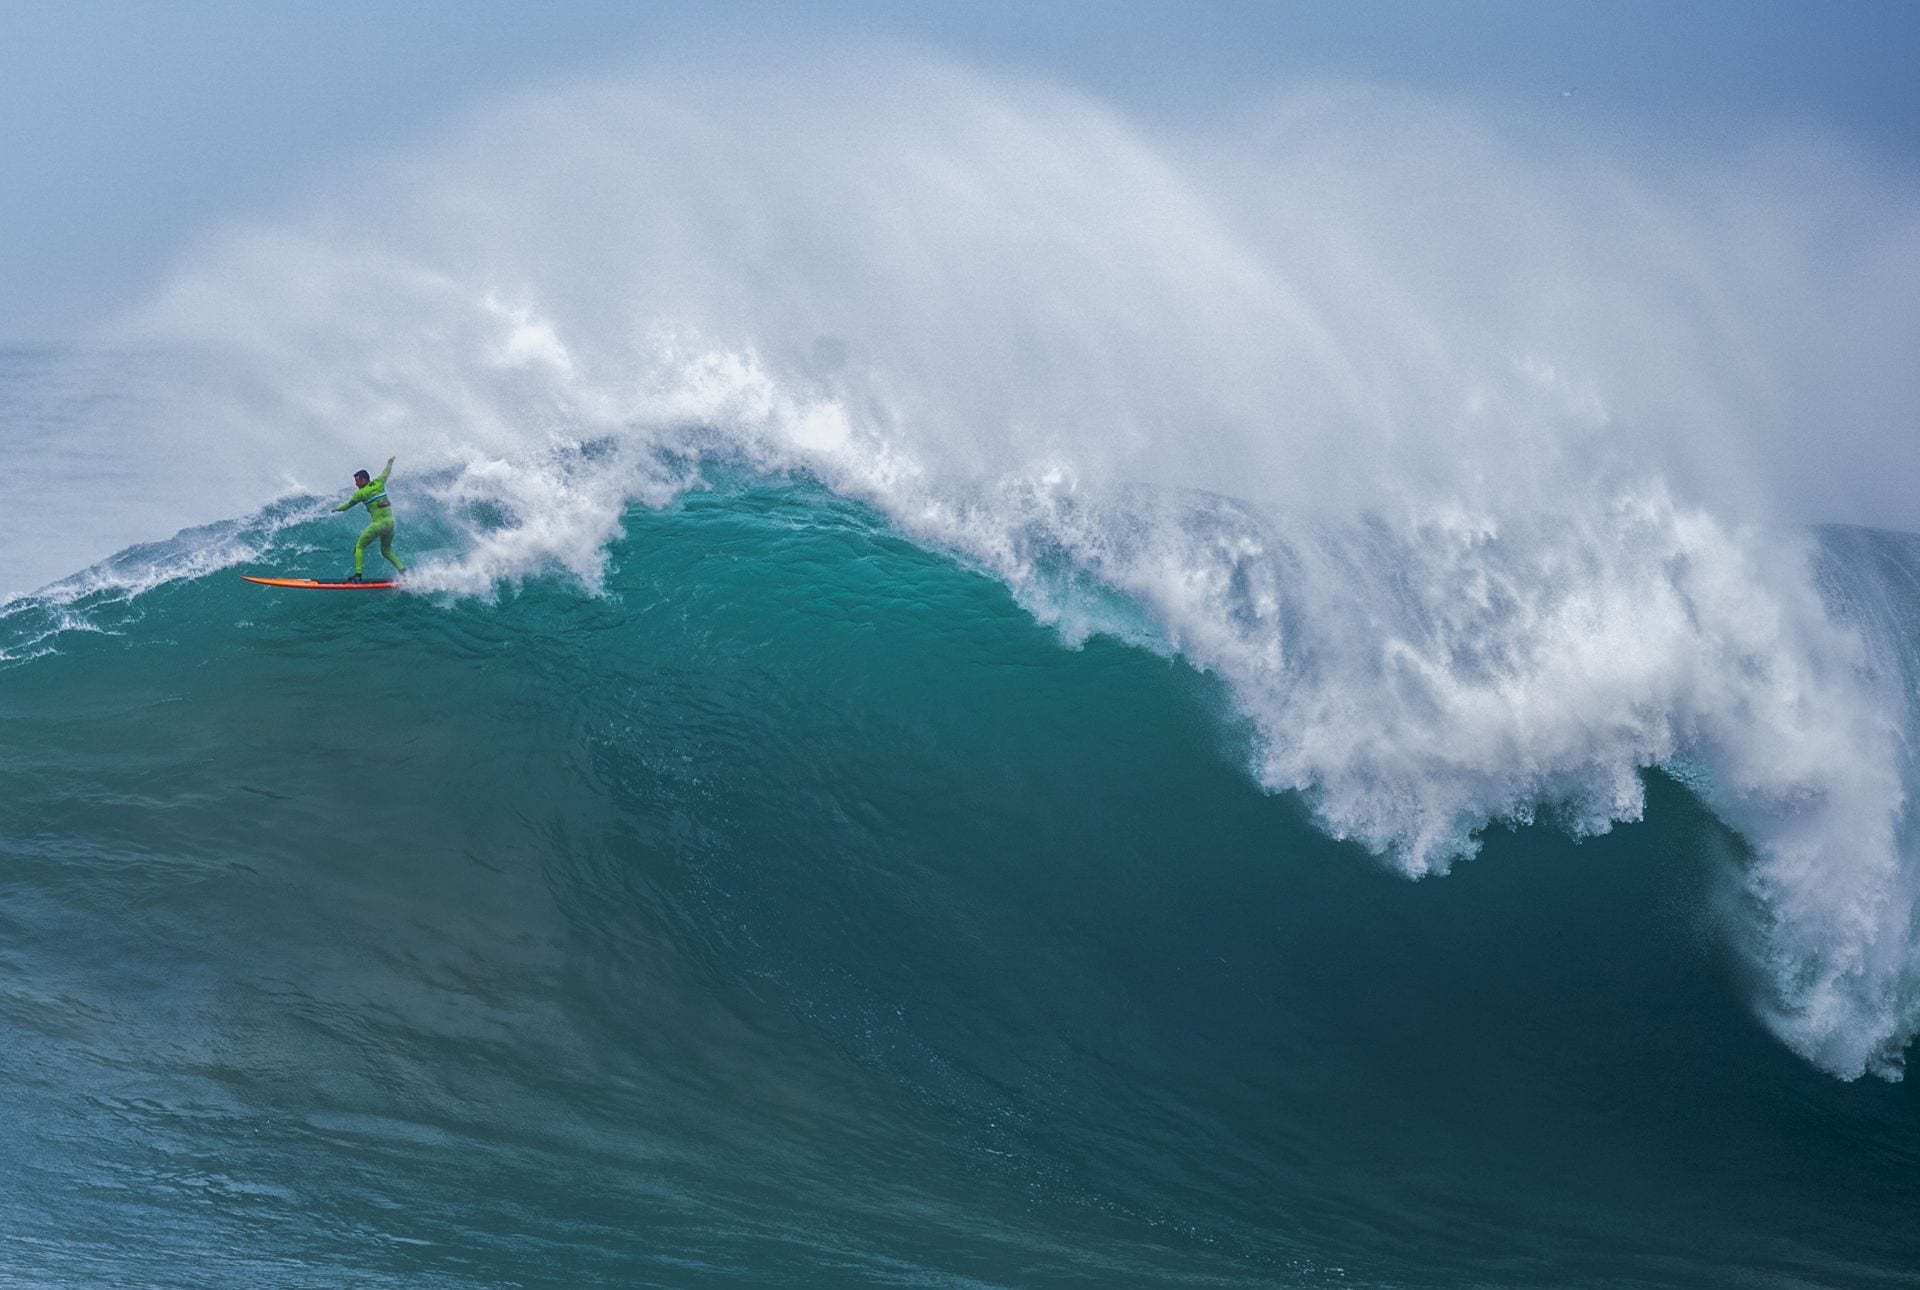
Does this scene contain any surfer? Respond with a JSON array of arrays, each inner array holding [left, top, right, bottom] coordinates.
[[334, 456, 407, 582]]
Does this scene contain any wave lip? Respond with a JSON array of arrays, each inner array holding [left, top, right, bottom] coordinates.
[[956, 478, 1920, 1080]]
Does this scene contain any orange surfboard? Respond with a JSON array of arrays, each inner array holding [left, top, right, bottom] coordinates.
[[241, 576, 399, 590]]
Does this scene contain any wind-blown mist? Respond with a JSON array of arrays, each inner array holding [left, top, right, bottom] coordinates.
[[103, 56, 1920, 1079]]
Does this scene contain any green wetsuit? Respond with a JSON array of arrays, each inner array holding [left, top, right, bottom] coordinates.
[[335, 460, 407, 575]]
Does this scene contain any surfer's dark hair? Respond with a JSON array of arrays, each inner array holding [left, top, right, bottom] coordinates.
[[354, 469, 370, 482]]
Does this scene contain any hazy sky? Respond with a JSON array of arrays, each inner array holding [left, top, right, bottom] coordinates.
[[2, 0, 1917, 343]]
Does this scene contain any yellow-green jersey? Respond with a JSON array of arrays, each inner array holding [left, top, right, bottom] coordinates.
[[335, 465, 394, 519]]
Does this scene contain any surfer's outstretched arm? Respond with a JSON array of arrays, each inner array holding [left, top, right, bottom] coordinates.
[[376, 456, 395, 485]]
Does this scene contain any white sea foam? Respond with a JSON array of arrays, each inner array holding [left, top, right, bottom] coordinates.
[[87, 56, 1920, 1077]]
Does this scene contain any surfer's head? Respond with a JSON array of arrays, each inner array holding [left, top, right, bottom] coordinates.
[[353, 469, 370, 486]]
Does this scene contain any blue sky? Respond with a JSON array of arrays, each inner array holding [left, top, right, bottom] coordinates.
[[2, 0, 1917, 343]]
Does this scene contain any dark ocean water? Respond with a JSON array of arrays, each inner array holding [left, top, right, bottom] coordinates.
[[3, 482, 1917, 1288]]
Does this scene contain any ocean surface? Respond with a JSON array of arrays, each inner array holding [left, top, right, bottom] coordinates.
[[5, 58, 1920, 1289], [4, 458, 1919, 1287]]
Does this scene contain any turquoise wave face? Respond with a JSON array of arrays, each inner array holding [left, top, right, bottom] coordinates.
[[2, 482, 1917, 1287]]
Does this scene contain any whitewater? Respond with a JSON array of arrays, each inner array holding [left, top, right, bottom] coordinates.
[[4, 53, 1920, 1287]]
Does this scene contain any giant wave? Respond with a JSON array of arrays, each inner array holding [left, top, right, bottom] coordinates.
[[3, 49, 1920, 1286], [46, 54, 1920, 1081]]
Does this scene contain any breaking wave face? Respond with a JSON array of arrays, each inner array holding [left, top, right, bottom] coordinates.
[[101, 54, 1920, 1079]]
